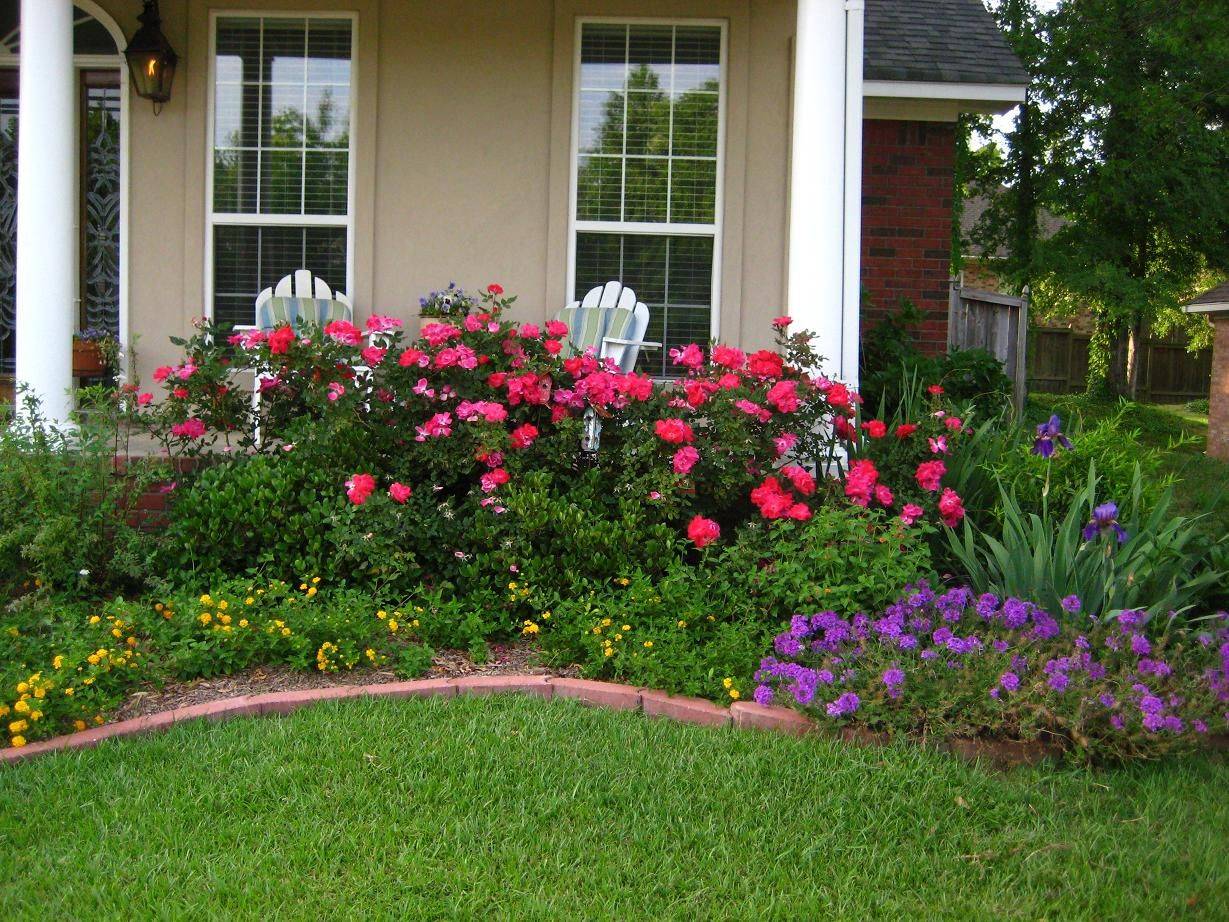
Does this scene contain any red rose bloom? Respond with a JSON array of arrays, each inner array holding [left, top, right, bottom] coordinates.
[[654, 418, 695, 444], [686, 515, 721, 548], [915, 460, 947, 492], [863, 419, 887, 439], [268, 325, 295, 355], [747, 350, 784, 378], [938, 487, 965, 526], [895, 423, 918, 439]]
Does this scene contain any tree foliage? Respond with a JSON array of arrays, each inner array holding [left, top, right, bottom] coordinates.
[[969, 0, 1229, 394]]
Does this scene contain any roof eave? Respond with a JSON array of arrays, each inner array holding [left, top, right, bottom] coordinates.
[[864, 79, 1027, 109], [1183, 301, 1229, 316]]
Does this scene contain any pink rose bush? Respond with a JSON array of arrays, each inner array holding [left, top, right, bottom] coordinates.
[[132, 286, 974, 549]]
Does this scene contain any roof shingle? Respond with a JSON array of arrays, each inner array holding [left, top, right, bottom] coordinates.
[[1187, 280, 1229, 308], [865, 0, 1030, 87]]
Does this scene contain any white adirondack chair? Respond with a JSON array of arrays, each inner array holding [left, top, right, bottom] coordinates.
[[235, 270, 358, 447], [556, 281, 661, 451], [558, 281, 660, 374], [253, 269, 354, 322]]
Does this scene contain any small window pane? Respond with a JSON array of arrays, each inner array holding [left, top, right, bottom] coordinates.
[[671, 93, 718, 157], [305, 151, 349, 214], [576, 156, 622, 221], [623, 158, 668, 223], [579, 24, 627, 90], [305, 85, 350, 146], [261, 19, 307, 84], [673, 26, 721, 92], [627, 26, 673, 90], [624, 92, 669, 156], [260, 150, 304, 214], [262, 84, 307, 149], [307, 19, 353, 84], [212, 149, 258, 213], [670, 160, 716, 223], [214, 84, 259, 147], [578, 90, 623, 155], [216, 18, 261, 67]]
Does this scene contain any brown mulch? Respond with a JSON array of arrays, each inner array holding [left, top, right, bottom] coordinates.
[[113, 642, 581, 721]]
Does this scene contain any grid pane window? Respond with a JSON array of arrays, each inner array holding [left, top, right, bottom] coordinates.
[[210, 16, 353, 328], [573, 23, 721, 377]]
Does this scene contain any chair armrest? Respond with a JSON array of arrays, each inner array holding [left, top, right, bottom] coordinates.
[[603, 336, 662, 350]]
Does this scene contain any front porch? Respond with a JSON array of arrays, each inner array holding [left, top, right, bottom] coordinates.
[[4, 0, 871, 424]]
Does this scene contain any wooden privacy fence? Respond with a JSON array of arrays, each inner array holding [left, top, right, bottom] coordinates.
[[1027, 327, 1212, 401], [948, 278, 1029, 414]]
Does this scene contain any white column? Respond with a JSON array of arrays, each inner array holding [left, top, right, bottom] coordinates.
[[16, 0, 77, 425], [787, 0, 864, 387]]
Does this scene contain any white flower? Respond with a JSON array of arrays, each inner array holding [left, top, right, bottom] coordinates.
[[78, 569, 90, 577]]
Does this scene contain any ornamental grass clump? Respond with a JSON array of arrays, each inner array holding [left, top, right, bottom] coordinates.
[[754, 583, 1229, 763]]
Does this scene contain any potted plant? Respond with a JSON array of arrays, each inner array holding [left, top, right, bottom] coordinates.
[[73, 327, 120, 379], [419, 282, 477, 319]]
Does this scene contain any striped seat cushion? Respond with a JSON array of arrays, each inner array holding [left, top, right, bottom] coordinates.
[[259, 297, 350, 331], [556, 305, 636, 361]]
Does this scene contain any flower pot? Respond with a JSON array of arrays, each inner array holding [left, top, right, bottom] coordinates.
[[72, 340, 107, 378]]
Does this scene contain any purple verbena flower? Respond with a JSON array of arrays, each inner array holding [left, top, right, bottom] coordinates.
[[1061, 595, 1082, 614], [826, 691, 861, 718], [753, 684, 774, 706], [1000, 672, 1020, 692]]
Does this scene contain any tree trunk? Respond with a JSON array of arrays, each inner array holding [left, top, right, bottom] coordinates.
[[1124, 315, 1145, 400]]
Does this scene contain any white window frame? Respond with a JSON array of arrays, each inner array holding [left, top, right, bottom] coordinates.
[[204, 10, 358, 323], [566, 17, 727, 345]]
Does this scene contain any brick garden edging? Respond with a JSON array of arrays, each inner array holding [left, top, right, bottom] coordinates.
[[0, 675, 1056, 768]]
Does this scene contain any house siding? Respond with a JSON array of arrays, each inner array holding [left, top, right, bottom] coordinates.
[[860, 118, 955, 355]]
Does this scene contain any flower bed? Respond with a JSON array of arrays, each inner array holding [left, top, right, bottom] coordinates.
[[755, 583, 1229, 762], [3, 283, 1226, 762]]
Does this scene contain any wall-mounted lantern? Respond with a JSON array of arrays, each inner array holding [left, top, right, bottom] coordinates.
[[124, 1, 177, 114]]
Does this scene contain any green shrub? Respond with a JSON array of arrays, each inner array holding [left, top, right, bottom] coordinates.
[[533, 506, 934, 700], [159, 454, 351, 581], [708, 505, 935, 620], [860, 300, 1011, 421], [947, 462, 1222, 623], [0, 390, 158, 598]]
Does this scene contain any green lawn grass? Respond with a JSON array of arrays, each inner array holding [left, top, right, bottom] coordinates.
[[2, 695, 1227, 919]]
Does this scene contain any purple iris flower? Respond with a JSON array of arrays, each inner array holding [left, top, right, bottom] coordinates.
[[1032, 414, 1072, 457], [1082, 501, 1128, 543]]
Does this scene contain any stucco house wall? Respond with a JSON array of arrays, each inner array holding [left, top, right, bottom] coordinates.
[[86, 0, 799, 382], [29, 0, 1009, 388]]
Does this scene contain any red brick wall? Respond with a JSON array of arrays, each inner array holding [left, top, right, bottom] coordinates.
[[1209, 316, 1229, 461], [860, 119, 956, 355]]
